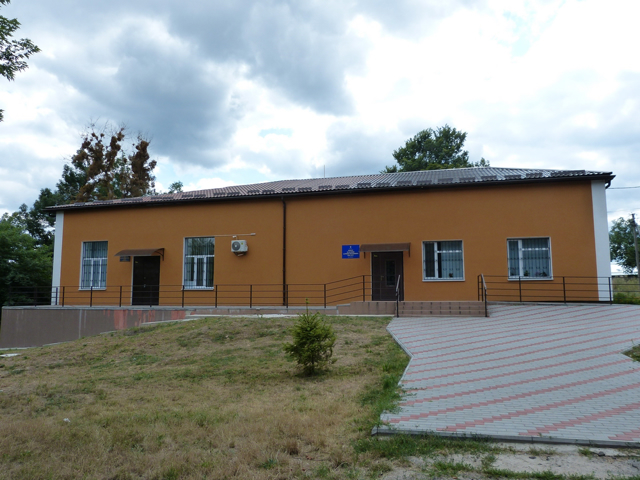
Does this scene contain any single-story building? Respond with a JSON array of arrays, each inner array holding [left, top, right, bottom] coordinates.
[[47, 167, 614, 307]]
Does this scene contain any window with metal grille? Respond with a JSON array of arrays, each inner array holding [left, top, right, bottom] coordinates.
[[508, 238, 551, 278], [184, 237, 215, 289], [423, 241, 464, 280], [80, 241, 108, 289]]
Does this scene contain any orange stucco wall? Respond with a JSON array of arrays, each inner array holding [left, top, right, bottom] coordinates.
[[56, 180, 599, 305]]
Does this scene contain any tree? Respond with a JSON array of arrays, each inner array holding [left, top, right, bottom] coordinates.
[[55, 164, 88, 204], [3, 197, 55, 247], [71, 125, 157, 202], [383, 124, 489, 173], [283, 309, 336, 376], [610, 216, 639, 273], [0, 0, 40, 122], [167, 181, 183, 193], [0, 214, 52, 310]]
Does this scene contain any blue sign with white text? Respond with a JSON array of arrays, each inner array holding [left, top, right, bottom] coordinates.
[[342, 245, 360, 259]]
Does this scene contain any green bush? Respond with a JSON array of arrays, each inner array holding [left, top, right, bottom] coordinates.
[[613, 292, 640, 305], [283, 309, 336, 376]]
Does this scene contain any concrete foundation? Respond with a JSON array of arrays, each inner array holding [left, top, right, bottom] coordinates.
[[0, 305, 337, 348], [0, 301, 487, 348]]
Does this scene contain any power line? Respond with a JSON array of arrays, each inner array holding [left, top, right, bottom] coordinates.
[[607, 208, 640, 214], [609, 186, 640, 189], [608, 206, 640, 210]]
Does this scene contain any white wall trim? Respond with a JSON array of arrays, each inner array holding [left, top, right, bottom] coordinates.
[[591, 181, 611, 301], [51, 211, 64, 304]]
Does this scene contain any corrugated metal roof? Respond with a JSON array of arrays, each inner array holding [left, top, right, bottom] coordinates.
[[50, 167, 614, 211]]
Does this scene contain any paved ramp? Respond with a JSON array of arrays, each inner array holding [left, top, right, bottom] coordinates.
[[381, 304, 640, 446]]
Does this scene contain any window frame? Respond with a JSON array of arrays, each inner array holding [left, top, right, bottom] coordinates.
[[422, 240, 465, 282], [79, 241, 108, 290], [183, 236, 215, 290], [507, 237, 553, 280]]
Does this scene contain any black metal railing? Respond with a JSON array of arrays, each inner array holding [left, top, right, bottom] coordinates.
[[395, 274, 401, 318], [477, 274, 640, 304], [480, 274, 488, 316], [4, 275, 375, 308]]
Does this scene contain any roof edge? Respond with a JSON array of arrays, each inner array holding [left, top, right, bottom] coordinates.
[[46, 169, 615, 212]]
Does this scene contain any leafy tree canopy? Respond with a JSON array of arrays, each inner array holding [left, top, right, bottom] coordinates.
[[0, 215, 52, 308], [383, 124, 489, 173], [610, 216, 639, 273], [2, 196, 55, 247], [0, 0, 40, 122], [167, 181, 183, 193], [71, 125, 157, 202]]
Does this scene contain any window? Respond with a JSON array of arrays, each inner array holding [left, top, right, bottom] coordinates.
[[508, 238, 551, 278], [184, 237, 215, 289], [423, 241, 464, 280], [80, 241, 108, 289]]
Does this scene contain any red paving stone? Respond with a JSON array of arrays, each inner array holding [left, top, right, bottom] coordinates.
[[381, 304, 640, 445]]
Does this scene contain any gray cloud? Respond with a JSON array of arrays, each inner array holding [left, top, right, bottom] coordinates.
[[14, 0, 369, 115], [163, 0, 367, 115], [325, 122, 406, 177], [358, 0, 489, 38], [239, 148, 310, 181], [28, 22, 238, 168], [8, 0, 372, 170], [3, 0, 639, 224], [472, 70, 640, 155], [0, 144, 64, 213]]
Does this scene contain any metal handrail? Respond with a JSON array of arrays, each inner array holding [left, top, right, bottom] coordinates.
[[3, 276, 375, 309], [395, 274, 401, 318], [481, 274, 488, 317], [11, 274, 631, 309], [480, 274, 629, 304]]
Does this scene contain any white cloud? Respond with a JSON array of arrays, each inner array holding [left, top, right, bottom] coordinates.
[[1, 0, 640, 219], [183, 177, 238, 192]]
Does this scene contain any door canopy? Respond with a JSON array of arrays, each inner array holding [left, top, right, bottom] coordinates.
[[114, 248, 164, 260]]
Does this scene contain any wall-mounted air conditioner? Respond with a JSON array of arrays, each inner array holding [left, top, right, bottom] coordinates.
[[231, 239, 248, 253]]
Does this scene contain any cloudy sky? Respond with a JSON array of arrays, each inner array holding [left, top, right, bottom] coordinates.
[[1, 0, 639, 230]]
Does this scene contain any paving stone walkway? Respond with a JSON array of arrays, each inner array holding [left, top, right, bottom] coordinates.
[[380, 304, 640, 446]]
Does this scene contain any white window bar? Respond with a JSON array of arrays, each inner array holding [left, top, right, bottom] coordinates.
[[508, 238, 551, 278], [80, 241, 108, 289], [423, 241, 464, 280], [184, 237, 215, 289]]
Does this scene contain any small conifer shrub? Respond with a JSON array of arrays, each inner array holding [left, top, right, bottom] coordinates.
[[283, 308, 336, 375]]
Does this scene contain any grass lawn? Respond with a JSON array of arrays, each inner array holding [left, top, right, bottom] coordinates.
[[625, 345, 640, 362], [613, 276, 640, 304], [0, 314, 419, 479], [3, 314, 636, 479]]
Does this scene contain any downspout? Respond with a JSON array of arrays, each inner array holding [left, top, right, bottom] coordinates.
[[282, 197, 287, 306]]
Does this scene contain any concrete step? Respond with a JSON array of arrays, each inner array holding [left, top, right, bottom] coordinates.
[[399, 301, 486, 317], [337, 301, 487, 316]]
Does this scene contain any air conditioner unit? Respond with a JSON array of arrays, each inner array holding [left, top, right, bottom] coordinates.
[[231, 239, 248, 253]]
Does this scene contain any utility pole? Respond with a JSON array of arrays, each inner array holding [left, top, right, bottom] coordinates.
[[632, 213, 640, 289]]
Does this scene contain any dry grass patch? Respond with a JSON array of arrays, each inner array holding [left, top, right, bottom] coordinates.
[[613, 276, 640, 304], [0, 315, 407, 479]]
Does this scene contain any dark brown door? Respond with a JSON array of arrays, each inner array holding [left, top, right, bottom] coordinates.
[[371, 251, 404, 301], [132, 256, 161, 306]]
